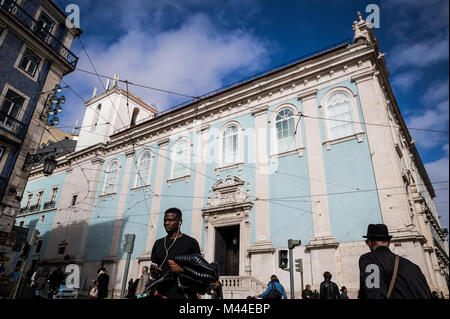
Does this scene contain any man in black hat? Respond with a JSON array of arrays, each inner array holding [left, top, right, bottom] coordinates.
[[358, 224, 432, 299]]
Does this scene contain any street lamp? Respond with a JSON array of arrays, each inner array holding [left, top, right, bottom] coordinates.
[[22, 148, 58, 176], [40, 84, 67, 127]]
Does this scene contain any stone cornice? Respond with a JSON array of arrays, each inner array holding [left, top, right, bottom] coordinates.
[[251, 105, 269, 116], [351, 70, 375, 84], [297, 88, 318, 101], [157, 137, 170, 146]]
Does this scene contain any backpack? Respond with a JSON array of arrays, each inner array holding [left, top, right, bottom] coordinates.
[[263, 282, 282, 300]]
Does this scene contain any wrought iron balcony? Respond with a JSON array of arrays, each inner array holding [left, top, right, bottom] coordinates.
[[0, 111, 26, 139], [18, 207, 29, 216], [0, 0, 79, 68], [43, 200, 56, 210], [28, 204, 40, 213]]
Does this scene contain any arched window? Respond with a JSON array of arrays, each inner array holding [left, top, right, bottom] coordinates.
[[275, 108, 296, 153], [172, 140, 190, 179], [135, 151, 151, 187], [222, 125, 238, 164], [326, 91, 354, 140], [103, 161, 119, 194], [91, 104, 101, 132], [131, 108, 139, 127]]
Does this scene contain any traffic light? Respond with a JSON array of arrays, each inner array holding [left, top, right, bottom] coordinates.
[[278, 250, 288, 269], [123, 234, 136, 253], [295, 258, 303, 273], [29, 229, 40, 247], [19, 243, 31, 260]]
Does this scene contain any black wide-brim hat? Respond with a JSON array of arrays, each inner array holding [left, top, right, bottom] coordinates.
[[363, 224, 393, 240]]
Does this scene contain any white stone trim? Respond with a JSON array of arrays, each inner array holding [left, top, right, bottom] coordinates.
[[0, 21, 8, 47], [13, 43, 45, 82], [101, 159, 120, 195], [217, 121, 244, 168], [269, 103, 305, 161], [168, 136, 192, 182], [133, 150, 153, 188], [319, 86, 365, 150], [0, 82, 31, 123]]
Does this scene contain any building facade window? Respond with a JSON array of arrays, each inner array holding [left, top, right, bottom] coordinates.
[[0, 89, 25, 126], [19, 221, 24, 227], [326, 91, 354, 139], [35, 191, 44, 207], [275, 108, 296, 153], [91, 104, 101, 132], [35, 11, 55, 43], [49, 187, 58, 202], [71, 194, 77, 206], [0, 146, 4, 161], [222, 125, 238, 164], [170, 139, 190, 180], [103, 160, 119, 194], [135, 151, 151, 188], [25, 193, 33, 208], [320, 87, 365, 150], [18, 49, 41, 77], [131, 108, 139, 126]]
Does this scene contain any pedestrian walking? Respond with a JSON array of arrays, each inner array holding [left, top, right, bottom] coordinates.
[[33, 261, 50, 299], [255, 275, 287, 300], [340, 286, 349, 299], [0, 262, 5, 281], [126, 279, 138, 299], [320, 271, 340, 299], [48, 266, 64, 299], [149, 208, 202, 299], [302, 284, 313, 299], [6, 265, 20, 298], [135, 266, 151, 298], [96, 267, 110, 299], [358, 224, 432, 299]]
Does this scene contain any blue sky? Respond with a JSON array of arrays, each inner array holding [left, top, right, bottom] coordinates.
[[55, 0, 449, 233]]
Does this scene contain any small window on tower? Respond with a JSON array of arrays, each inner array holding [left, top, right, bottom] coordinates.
[[71, 194, 78, 206]]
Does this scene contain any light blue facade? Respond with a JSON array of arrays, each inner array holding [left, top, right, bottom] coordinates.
[[12, 172, 66, 265]]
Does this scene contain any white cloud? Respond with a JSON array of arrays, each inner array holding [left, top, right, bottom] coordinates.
[[64, 12, 270, 127], [422, 79, 449, 105], [390, 37, 449, 69], [391, 71, 422, 92]]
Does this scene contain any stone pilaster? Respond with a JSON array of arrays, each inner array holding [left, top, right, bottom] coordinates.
[[139, 138, 170, 260]]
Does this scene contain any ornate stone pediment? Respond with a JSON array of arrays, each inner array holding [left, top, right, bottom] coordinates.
[[203, 171, 251, 212]]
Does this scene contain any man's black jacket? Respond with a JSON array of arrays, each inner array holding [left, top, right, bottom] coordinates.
[[358, 246, 432, 299]]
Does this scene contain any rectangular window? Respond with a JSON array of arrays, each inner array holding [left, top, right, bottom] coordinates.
[[40, 215, 45, 222], [71, 194, 77, 206], [0, 89, 25, 126], [35, 191, 44, 207], [18, 49, 41, 77], [58, 246, 65, 255], [35, 240, 43, 254], [50, 187, 58, 202], [35, 11, 55, 43], [25, 193, 33, 208], [0, 146, 4, 162], [19, 221, 24, 227]]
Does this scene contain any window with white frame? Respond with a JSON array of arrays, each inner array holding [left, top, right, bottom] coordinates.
[[275, 108, 296, 153], [325, 91, 355, 140], [0, 89, 25, 126], [35, 191, 44, 207], [25, 193, 33, 208], [49, 187, 58, 202], [222, 125, 239, 164], [172, 140, 190, 179], [103, 161, 119, 194], [135, 151, 151, 187], [18, 49, 41, 77]]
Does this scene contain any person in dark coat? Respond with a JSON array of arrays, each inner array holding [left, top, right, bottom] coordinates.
[[431, 291, 440, 299], [358, 224, 432, 299], [208, 280, 223, 299], [302, 284, 313, 299], [48, 266, 65, 299], [96, 267, 110, 299], [320, 271, 340, 299], [33, 261, 50, 299], [340, 286, 349, 299]]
